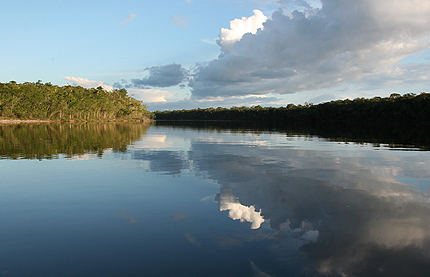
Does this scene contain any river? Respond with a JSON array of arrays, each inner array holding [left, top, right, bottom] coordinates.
[[1, 121, 430, 276]]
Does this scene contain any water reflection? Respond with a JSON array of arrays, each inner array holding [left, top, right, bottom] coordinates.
[[215, 185, 265, 229], [131, 124, 430, 276], [2, 122, 430, 276], [132, 150, 189, 175], [0, 122, 150, 159]]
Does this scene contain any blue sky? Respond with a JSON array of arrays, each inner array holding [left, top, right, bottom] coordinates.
[[2, 0, 429, 111]]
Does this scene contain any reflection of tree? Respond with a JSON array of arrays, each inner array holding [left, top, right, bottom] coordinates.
[[155, 120, 430, 151], [0, 123, 150, 159]]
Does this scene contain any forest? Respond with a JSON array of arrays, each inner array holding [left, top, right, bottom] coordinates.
[[155, 92, 430, 124], [1, 81, 428, 125], [0, 81, 152, 121]]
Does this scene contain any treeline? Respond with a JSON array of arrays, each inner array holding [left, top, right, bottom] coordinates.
[[155, 93, 430, 124], [0, 81, 153, 121]]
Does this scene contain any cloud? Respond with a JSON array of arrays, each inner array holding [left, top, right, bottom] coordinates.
[[113, 0, 430, 107], [131, 64, 188, 88], [171, 15, 188, 27], [308, 93, 338, 104], [147, 94, 281, 111], [64, 76, 113, 91], [188, 0, 430, 99], [128, 88, 174, 103], [112, 82, 122, 89], [119, 13, 137, 25], [202, 38, 217, 45], [217, 9, 267, 55], [357, 62, 430, 91]]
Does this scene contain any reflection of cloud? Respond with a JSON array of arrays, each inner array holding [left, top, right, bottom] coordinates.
[[269, 220, 319, 243], [133, 150, 189, 175], [184, 131, 430, 275], [66, 153, 100, 160], [172, 212, 188, 221], [249, 260, 272, 277], [132, 135, 168, 149], [127, 127, 430, 275], [199, 195, 214, 203], [215, 185, 265, 229], [184, 234, 200, 246], [211, 234, 243, 249], [119, 211, 137, 224], [131, 134, 190, 151]]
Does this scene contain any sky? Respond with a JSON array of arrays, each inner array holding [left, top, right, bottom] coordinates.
[[1, 0, 430, 111]]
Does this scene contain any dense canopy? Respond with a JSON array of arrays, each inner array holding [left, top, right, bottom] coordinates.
[[155, 93, 430, 124], [0, 81, 152, 121]]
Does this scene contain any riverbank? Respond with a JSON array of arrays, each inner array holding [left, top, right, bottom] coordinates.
[[0, 118, 152, 124], [0, 119, 55, 124]]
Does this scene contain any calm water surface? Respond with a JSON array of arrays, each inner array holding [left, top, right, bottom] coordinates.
[[1, 122, 430, 276]]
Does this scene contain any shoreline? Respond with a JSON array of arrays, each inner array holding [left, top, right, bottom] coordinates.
[[0, 119, 57, 124], [0, 119, 153, 124]]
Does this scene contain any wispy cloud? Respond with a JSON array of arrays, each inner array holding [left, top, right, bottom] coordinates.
[[119, 13, 137, 25], [171, 15, 188, 27], [64, 76, 113, 91], [308, 93, 339, 104], [202, 38, 217, 45], [128, 88, 174, 103]]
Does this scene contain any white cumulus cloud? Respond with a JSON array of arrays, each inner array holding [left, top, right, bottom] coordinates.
[[189, 0, 430, 99], [217, 9, 267, 55]]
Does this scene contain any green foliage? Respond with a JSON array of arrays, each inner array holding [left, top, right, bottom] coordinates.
[[0, 81, 153, 121], [0, 122, 151, 160], [154, 92, 430, 124]]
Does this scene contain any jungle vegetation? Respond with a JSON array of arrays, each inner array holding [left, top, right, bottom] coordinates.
[[0, 81, 153, 121], [155, 92, 430, 124]]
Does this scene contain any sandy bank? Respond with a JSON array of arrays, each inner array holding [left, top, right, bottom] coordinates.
[[0, 119, 57, 124]]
